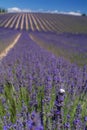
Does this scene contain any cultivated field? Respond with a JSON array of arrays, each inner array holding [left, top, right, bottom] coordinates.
[[0, 13, 87, 33], [0, 13, 87, 130]]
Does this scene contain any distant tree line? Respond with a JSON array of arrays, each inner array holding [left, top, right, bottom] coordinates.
[[82, 13, 86, 16], [0, 8, 7, 13]]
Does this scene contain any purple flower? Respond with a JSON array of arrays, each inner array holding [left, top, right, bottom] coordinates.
[[64, 122, 70, 128], [84, 116, 87, 121], [3, 126, 7, 130]]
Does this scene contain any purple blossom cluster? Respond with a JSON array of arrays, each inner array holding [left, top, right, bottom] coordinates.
[[0, 32, 87, 129]]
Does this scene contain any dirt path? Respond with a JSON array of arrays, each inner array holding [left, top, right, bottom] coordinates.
[[0, 33, 21, 61], [15, 15, 21, 29], [26, 14, 29, 30]]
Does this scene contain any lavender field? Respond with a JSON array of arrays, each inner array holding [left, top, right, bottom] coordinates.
[[0, 13, 87, 130], [0, 13, 87, 33]]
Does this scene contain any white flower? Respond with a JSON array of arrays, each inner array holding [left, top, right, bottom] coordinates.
[[59, 89, 65, 93]]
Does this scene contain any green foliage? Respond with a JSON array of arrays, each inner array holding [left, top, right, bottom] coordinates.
[[82, 13, 86, 16], [37, 86, 44, 111], [0, 8, 7, 13], [0, 82, 87, 128]]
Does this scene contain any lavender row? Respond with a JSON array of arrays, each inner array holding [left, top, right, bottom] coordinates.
[[31, 31, 87, 66], [0, 28, 19, 54]]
